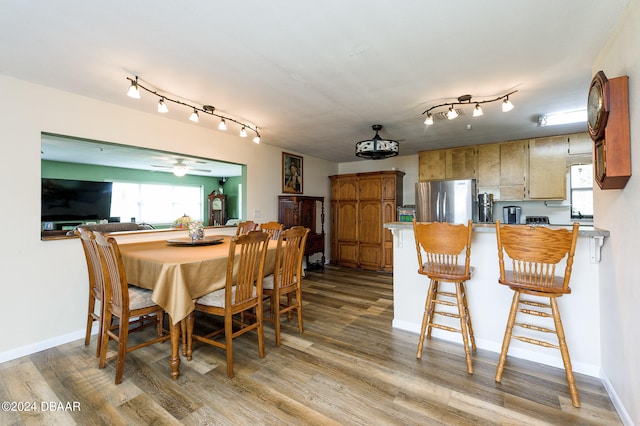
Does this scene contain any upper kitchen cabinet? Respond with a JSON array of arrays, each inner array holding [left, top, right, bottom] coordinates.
[[418, 149, 446, 180], [445, 146, 477, 179], [418, 146, 477, 181], [499, 140, 528, 201], [567, 132, 592, 155], [528, 136, 567, 199], [477, 143, 501, 198]]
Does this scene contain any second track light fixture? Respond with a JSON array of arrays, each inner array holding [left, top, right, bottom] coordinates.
[[422, 91, 517, 126]]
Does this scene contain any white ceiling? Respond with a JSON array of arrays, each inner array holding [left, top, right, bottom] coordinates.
[[1, 1, 629, 165]]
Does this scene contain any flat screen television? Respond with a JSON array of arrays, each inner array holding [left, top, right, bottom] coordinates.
[[41, 178, 113, 222]]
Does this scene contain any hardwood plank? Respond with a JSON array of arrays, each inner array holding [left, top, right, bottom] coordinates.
[[0, 266, 622, 425]]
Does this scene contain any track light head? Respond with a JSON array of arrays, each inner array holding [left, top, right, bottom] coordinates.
[[127, 77, 140, 99], [158, 98, 168, 113]]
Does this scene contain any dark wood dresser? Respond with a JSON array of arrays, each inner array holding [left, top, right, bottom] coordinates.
[[278, 195, 325, 269]]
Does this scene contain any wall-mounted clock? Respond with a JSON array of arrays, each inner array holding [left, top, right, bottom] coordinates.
[[587, 71, 609, 141], [208, 192, 226, 226], [588, 71, 631, 190]]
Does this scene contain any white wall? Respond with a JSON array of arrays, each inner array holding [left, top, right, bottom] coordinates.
[[0, 75, 337, 359], [592, 0, 640, 424]]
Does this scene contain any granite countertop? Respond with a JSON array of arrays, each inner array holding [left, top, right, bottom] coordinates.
[[384, 222, 610, 238]]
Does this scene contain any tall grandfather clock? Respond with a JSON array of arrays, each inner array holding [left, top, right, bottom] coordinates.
[[208, 192, 226, 226]]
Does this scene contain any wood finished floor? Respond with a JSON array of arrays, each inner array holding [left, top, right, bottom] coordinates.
[[0, 266, 622, 425]]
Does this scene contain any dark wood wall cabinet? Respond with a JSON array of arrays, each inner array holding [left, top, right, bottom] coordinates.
[[278, 195, 325, 269], [329, 170, 404, 271]]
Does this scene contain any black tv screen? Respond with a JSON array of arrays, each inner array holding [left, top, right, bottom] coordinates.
[[41, 178, 113, 222]]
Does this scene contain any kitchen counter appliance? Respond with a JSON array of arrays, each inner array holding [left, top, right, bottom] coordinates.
[[503, 206, 521, 224], [478, 192, 493, 223]]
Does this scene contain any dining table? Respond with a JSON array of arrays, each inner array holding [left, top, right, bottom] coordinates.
[[118, 234, 278, 380]]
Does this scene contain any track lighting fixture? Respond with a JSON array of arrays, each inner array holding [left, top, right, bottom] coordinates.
[[422, 91, 517, 126], [127, 76, 141, 99], [501, 96, 514, 112], [125, 75, 261, 142], [158, 97, 168, 113]]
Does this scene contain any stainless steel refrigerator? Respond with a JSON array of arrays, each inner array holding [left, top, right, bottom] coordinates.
[[415, 179, 477, 223]]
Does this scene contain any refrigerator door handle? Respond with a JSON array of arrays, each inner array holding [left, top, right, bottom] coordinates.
[[436, 191, 440, 222], [442, 191, 447, 222]]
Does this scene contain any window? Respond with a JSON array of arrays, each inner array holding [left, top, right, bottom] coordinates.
[[570, 164, 593, 219], [110, 182, 203, 224]]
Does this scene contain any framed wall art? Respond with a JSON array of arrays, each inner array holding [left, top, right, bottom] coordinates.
[[282, 152, 303, 194]]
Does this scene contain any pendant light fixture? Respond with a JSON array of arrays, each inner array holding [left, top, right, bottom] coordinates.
[[355, 124, 399, 159]]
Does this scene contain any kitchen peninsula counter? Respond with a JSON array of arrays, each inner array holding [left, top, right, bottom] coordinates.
[[384, 221, 609, 377]]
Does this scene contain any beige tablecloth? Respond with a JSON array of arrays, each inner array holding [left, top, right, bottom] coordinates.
[[119, 236, 277, 324]]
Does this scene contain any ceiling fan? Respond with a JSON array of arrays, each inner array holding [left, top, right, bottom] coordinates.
[[151, 158, 212, 176]]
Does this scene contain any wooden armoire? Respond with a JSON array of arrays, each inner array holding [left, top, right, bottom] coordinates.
[[278, 195, 325, 269], [329, 170, 404, 271]]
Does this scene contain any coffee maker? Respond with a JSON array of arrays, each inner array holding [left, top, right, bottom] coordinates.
[[477, 193, 493, 223], [503, 205, 522, 224]]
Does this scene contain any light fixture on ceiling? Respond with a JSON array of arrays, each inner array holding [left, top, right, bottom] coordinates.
[[172, 161, 188, 177], [422, 91, 517, 126], [158, 97, 168, 113], [355, 124, 399, 160], [239, 126, 247, 137], [538, 109, 587, 127], [125, 75, 261, 143], [127, 76, 141, 99]]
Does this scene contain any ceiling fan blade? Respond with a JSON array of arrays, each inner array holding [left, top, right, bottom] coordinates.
[[151, 164, 172, 169], [191, 168, 212, 173]]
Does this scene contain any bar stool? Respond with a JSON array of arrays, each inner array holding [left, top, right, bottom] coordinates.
[[495, 220, 581, 407], [412, 219, 475, 374]]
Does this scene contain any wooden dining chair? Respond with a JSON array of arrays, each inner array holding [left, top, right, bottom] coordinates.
[[412, 219, 476, 374], [495, 220, 581, 407], [76, 227, 107, 357], [235, 220, 258, 236], [259, 221, 284, 240], [263, 226, 309, 346], [187, 230, 270, 378], [93, 231, 170, 384]]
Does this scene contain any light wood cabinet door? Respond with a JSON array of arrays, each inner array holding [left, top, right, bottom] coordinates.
[[528, 136, 567, 199], [358, 201, 382, 269], [446, 146, 477, 179], [476, 143, 501, 198], [358, 176, 382, 200], [568, 132, 592, 155], [335, 176, 358, 200], [336, 201, 358, 266], [418, 150, 445, 181], [500, 141, 527, 200]]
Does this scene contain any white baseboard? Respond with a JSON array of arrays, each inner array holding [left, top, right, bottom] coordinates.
[[600, 369, 634, 426], [0, 325, 97, 364]]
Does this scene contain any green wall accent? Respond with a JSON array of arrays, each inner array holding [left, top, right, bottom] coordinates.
[[41, 160, 239, 226]]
